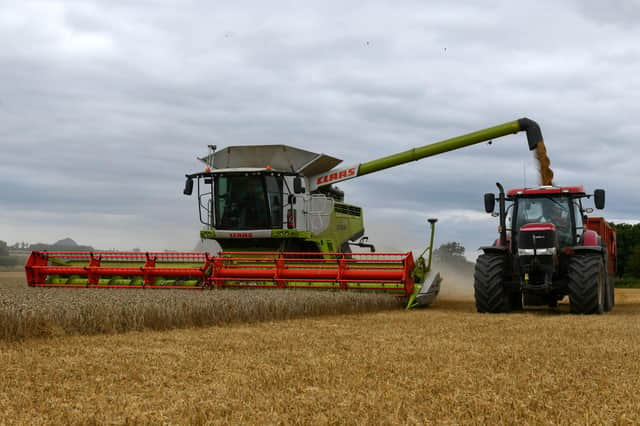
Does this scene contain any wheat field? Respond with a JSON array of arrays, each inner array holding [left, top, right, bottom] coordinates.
[[2, 272, 640, 424], [0, 272, 402, 341]]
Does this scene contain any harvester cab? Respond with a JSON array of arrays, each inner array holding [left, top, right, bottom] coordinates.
[[476, 183, 616, 314]]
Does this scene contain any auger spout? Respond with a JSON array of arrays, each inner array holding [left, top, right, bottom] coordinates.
[[310, 118, 543, 190]]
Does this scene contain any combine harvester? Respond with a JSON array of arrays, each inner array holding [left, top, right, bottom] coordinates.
[[26, 118, 545, 309]]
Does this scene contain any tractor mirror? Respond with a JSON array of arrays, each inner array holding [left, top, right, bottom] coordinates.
[[594, 189, 605, 209], [293, 177, 305, 194], [183, 178, 194, 196], [484, 193, 495, 213]]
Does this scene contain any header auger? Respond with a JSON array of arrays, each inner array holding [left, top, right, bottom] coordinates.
[[26, 118, 545, 309]]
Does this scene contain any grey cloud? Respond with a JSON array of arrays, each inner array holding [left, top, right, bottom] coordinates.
[[0, 0, 638, 253], [574, 0, 640, 27]]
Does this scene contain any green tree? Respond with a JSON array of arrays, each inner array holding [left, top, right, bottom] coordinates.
[[433, 241, 474, 275], [624, 246, 640, 279], [0, 240, 8, 256], [434, 241, 466, 260]]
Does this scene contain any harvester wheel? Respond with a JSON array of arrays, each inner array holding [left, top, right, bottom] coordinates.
[[474, 254, 510, 313], [568, 254, 605, 315]]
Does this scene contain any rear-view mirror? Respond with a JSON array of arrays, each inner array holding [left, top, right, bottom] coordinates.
[[484, 193, 495, 213], [183, 178, 193, 195], [594, 189, 605, 209]]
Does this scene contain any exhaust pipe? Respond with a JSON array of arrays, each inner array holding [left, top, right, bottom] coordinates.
[[496, 182, 507, 248]]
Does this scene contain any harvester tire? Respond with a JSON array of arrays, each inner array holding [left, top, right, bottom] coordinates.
[[568, 254, 605, 315], [474, 254, 510, 313]]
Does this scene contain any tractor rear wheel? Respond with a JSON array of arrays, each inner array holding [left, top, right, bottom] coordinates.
[[474, 254, 510, 313], [568, 254, 605, 315]]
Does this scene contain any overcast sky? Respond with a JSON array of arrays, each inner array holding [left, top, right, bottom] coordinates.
[[1, 0, 639, 258]]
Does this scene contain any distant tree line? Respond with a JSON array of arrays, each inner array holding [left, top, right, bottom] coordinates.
[[9, 242, 30, 250], [0, 240, 19, 266], [613, 223, 640, 278]]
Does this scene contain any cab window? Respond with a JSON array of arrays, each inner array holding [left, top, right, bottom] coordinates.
[[214, 175, 283, 229]]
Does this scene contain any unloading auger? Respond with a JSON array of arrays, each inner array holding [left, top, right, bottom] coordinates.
[[26, 118, 544, 308]]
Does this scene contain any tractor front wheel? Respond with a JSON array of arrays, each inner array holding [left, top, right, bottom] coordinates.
[[568, 254, 605, 315], [474, 254, 510, 313]]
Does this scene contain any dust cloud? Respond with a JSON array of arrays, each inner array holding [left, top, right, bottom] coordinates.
[[432, 261, 475, 301], [194, 239, 222, 255]]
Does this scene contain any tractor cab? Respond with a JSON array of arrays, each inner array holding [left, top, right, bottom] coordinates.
[[485, 185, 605, 252], [511, 188, 583, 249], [505, 186, 605, 251]]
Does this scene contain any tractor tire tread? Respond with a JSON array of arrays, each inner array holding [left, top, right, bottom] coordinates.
[[474, 254, 510, 313], [568, 254, 605, 315]]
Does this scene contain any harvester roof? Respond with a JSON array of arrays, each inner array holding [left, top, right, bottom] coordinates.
[[198, 145, 342, 176], [507, 185, 585, 197]]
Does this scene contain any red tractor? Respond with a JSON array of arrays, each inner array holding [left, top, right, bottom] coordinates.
[[474, 183, 616, 314]]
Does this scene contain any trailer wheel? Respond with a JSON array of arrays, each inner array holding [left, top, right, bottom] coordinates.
[[568, 254, 605, 315], [474, 254, 510, 313], [604, 275, 614, 312], [602, 250, 614, 312]]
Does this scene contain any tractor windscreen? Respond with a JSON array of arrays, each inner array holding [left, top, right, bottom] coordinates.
[[214, 175, 283, 229], [514, 196, 573, 246]]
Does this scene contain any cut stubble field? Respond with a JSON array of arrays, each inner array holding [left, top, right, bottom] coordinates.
[[2, 272, 640, 424]]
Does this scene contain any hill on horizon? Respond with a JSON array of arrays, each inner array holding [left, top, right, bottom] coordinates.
[[29, 237, 94, 252], [53, 238, 78, 247]]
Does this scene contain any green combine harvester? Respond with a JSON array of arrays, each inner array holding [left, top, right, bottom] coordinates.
[[26, 118, 544, 309]]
